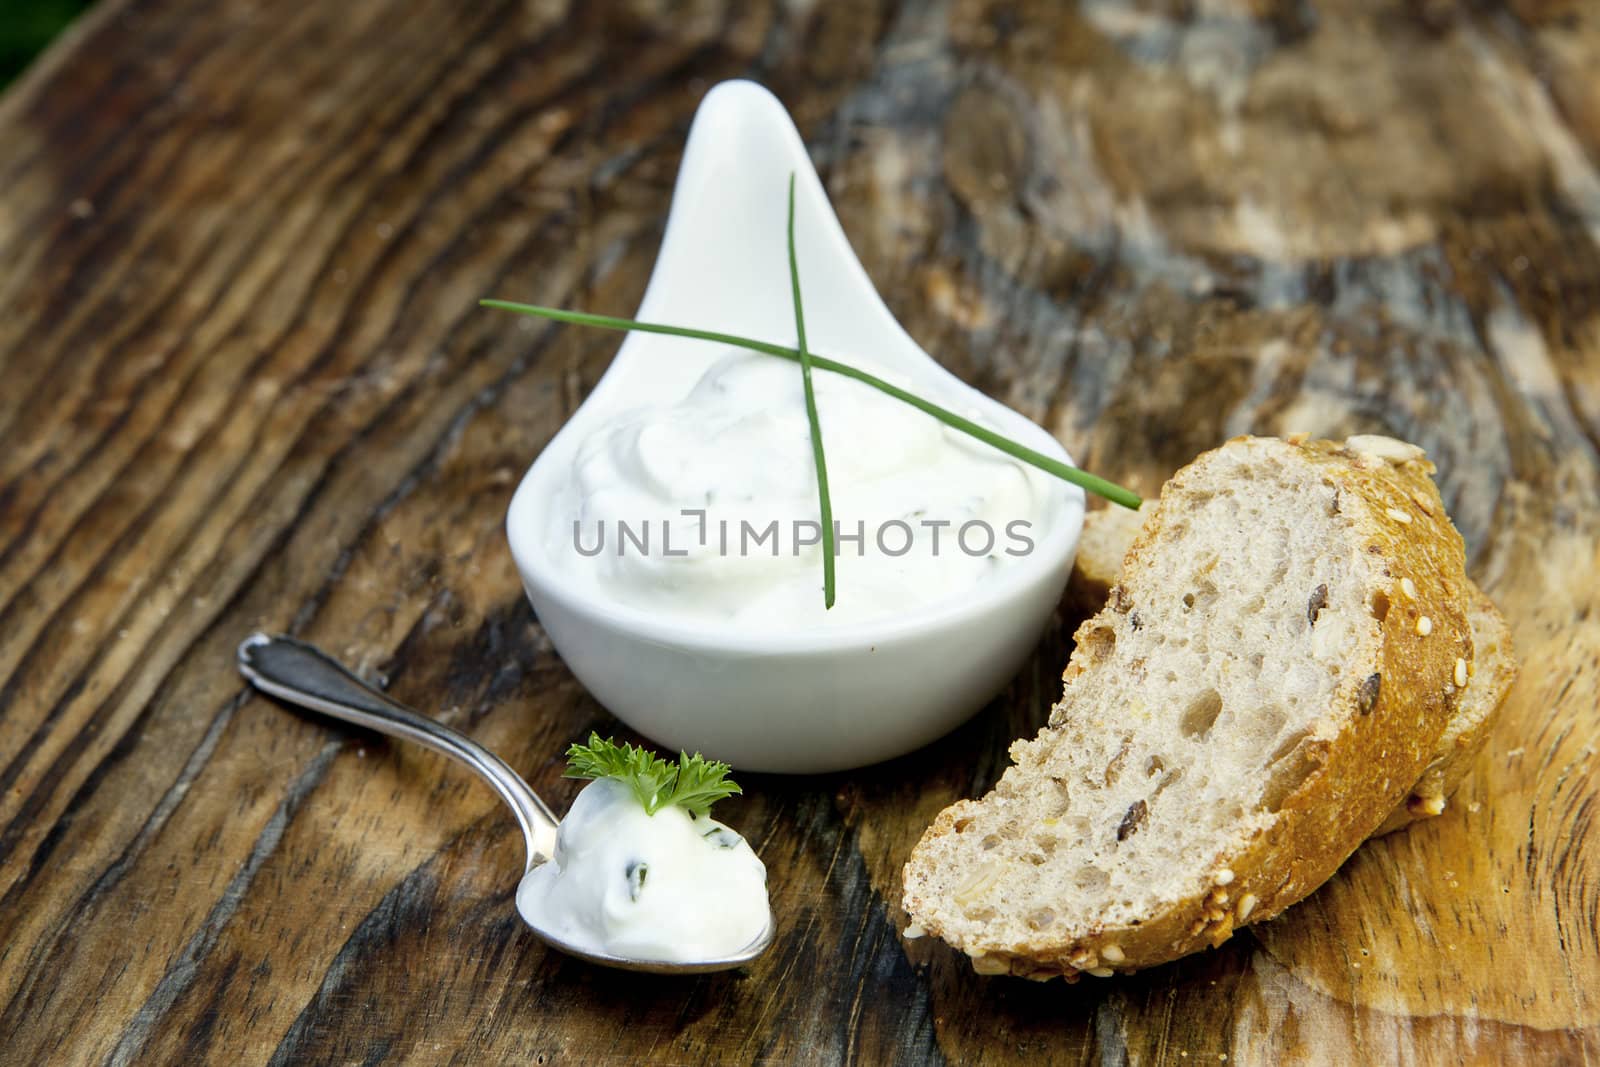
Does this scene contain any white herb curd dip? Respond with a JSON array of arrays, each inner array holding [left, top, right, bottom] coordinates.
[[516, 778, 769, 962], [545, 348, 1049, 628]]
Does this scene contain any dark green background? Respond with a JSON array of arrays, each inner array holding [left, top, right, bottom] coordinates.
[[3, 1, 94, 86]]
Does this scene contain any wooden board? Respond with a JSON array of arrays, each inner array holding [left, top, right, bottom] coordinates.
[[1, 0, 1597, 1062]]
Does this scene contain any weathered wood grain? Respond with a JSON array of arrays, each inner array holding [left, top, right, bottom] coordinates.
[[1, 0, 1596, 1063]]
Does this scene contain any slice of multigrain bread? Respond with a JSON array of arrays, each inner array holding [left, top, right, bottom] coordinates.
[[902, 435, 1475, 979], [1068, 478, 1517, 837]]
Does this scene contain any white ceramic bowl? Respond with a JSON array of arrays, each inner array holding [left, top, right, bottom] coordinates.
[[505, 81, 1084, 772]]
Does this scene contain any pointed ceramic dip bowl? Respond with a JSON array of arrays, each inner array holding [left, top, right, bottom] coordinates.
[[505, 80, 1085, 773]]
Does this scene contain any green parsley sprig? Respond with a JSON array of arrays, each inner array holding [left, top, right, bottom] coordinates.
[[564, 733, 742, 818]]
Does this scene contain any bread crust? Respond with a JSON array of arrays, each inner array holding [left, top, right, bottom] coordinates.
[[1371, 588, 1517, 835], [903, 436, 1476, 979]]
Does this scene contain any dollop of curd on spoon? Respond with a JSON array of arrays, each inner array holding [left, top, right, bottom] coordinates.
[[516, 777, 769, 963]]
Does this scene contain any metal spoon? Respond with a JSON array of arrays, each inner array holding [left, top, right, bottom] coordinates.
[[236, 632, 775, 974]]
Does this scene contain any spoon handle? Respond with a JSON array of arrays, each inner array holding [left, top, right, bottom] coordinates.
[[236, 633, 559, 868]]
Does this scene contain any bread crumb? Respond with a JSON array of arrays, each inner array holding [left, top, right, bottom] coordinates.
[[1346, 434, 1425, 464], [970, 953, 1010, 975], [1408, 794, 1446, 817]]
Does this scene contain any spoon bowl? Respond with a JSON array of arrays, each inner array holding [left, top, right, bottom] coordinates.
[[506, 81, 1085, 773], [237, 633, 774, 974]]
